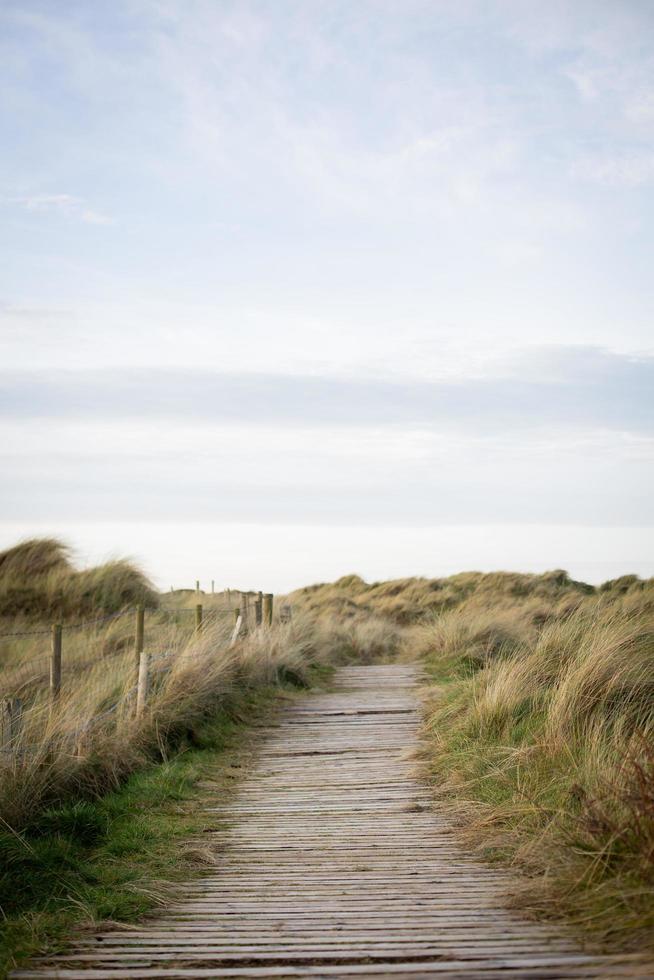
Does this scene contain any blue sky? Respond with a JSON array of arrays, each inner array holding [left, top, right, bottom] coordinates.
[[1, 1, 653, 588]]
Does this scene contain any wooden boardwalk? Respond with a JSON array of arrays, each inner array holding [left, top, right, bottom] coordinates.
[[16, 665, 651, 979]]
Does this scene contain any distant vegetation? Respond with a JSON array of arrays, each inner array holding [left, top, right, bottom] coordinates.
[[290, 567, 632, 623], [291, 570, 654, 953]]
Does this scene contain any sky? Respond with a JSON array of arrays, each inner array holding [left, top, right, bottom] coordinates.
[[1, 0, 653, 590]]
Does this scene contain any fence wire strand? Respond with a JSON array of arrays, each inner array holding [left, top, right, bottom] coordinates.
[[0, 607, 134, 639]]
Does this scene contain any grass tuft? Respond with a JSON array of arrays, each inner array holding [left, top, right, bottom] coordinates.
[[0, 538, 158, 620]]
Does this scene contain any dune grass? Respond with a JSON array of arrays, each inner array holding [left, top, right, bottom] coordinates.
[[3, 540, 653, 961], [0, 539, 341, 975], [0, 682, 307, 977], [0, 539, 158, 621], [0, 539, 325, 831], [412, 602, 654, 951], [0, 535, 363, 977], [292, 570, 654, 952], [0, 609, 332, 830]]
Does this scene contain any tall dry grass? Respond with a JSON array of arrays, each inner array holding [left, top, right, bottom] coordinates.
[[290, 568, 598, 625], [410, 600, 654, 949], [4, 544, 654, 950], [292, 570, 654, 949], [0, 538, 339, 834], [0, 612, 328, 832], [0, 539, 157, 621]]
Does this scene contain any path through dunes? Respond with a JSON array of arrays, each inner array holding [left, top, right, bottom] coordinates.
[[14, 665, 651, 979]]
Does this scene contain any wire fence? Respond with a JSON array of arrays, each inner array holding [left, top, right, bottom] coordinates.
[[0, 589, 281, 761]]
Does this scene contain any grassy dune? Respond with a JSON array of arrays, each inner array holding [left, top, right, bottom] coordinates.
[[0, 539, 342, 973], [291, 571, 654, 952], [0, 541, 334, 821], [0, 538, 157, 621], [2, 539, 653, 965]]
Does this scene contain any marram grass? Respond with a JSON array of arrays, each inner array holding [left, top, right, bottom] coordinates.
[[293, 571, 654, 952]]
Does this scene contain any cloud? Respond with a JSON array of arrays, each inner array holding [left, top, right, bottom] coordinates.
[[7, 193, 113, 225], [1, 343, 651, 529], [0, 347, 652, 435], [0, 300, 69, 320], [570, 152, 654, 186], [499, 345, 654, 383], [1, 450, 651, 525]]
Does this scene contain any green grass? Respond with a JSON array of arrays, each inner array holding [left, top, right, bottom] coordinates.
[[0, 683, 307, 978]]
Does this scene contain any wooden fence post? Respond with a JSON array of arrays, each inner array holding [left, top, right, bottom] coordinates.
[[195, 603, 203, 633], [263, 593, 273, 626], [196, 580, 200, 594], [240, 593, 249, 633], [229, 610, 243, 648], [136, 651, 150, 717], [135, 604, 145, 665], [255, 594, 263, 627], [280, 604, 292, 624], [50, 623, 62, 702], [1, 697, 22, 748]]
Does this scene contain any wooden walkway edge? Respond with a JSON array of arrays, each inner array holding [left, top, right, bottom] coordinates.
[[14, 664, 652, 979]]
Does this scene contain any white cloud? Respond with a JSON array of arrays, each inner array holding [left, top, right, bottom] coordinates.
[[570, 152, 654, 186], [0, 0, 653, 554], [7, 192, 113, 224], [1, 346, 652, 437], [624, 89, 654, 124]]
